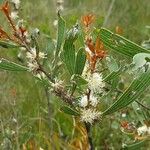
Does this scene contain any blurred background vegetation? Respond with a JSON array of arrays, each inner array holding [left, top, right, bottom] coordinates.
[[0, 0, 150, 149]]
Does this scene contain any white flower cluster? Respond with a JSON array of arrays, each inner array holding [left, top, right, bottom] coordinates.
[[137, 125, 150, 136], [27, 61, 39, 72], [79, 93, 101, 124], [88, 72, 105, 93], [80, 108, 102, 124], [11, 0, 20, 9], [26, 47, 46, 61], [79, 69, 105, 124], [10, 11, 19, 20], [26, 47, 46, 79], [10, 0, 20, 20], [80, 94, 98, 108], [51, 79, 63, 89], [56, 0, 64, 12]]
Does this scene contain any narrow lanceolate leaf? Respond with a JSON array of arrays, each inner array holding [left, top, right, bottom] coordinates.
[[60, 106, 80, 116], [75, 48, 86, 75], [104, 67, 122, 82], [0, 40, 19, 48], [0, 58, 28, 71], [55, 13, 66, 56], [63, 40, 76, 75], [103, 69, 150, 115], [122, 140, 146, 150], [72, 74, 88, 86], [100, 28, 150, 58]]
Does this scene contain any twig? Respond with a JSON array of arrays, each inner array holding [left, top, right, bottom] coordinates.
[[52, 85, 75, 105], [135, 100, 150, 111], [85, 123, 94, 150]]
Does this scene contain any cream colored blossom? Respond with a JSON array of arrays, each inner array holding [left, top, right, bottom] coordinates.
[[80, 108, 101, 124], [51, 79, 63, 89], [53, 19, 58, 27], [11, 0, 20, 9], [26, 48, 36, 60], [88, 72, 105, 93], [80, 95, 88, 107], [39, 52, 47, 59], [27, 61, 39, 72], [26, 47, 46, 60], [10, 11, 19, 20], [137, 125, 150, 135], [36, 72, 46, 80], [90, 95, 98, 107]]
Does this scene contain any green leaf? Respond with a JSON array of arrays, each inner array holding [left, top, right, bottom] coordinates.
[[0, 58, 28, 71], [0, 40, 19, 48], [60, 106, 80, 116], [75, 48, 86, 75], [71, 74, 88, 86], [100, 28, 150, 57], [104, 67, 122, 82], [55, 13, 66, 56], [122, 140, 146, 150], [63, 39, 76, 75], [103, 69, 150, 115]]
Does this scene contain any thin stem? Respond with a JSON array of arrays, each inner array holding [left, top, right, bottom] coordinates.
[[135, 100, 150, 111], [85, 123, 94, 150]]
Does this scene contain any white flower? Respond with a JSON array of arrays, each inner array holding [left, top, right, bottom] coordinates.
[[137, 125, 148, 136], [12, 118, 17, 123], [11, 0, 20, 9], [11, 130, 15, 135], [33, 28, 40, 36], [80, 95, 88, 107], [10, 11, 19, 20], [27, 61, 39, 72], [53, 20, 58, 27], [51, 79, 63, 89], [39, 52, 47, 59], [57, 5, 64, 12], [26, 47, 46, 60], [35, 72, 46, 80], [72, 27, 78, 37], [121, 113, 126, 118], [80, 108, 101, 124], [26, 48, 36, 60], [90, 95, 98, 107], [88, 72, 105, 93]]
